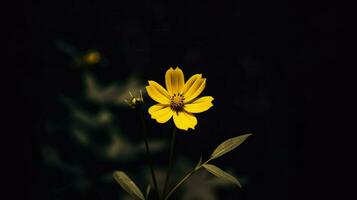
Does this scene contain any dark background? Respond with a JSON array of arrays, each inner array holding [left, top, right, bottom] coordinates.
[[13, 0, 338, 200]]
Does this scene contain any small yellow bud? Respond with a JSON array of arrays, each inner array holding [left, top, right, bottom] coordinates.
[[124, 90, 144, 109], [83, 50, 101, 65]]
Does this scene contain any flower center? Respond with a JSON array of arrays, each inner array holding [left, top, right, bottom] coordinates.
[[170, 94, 185, 112]]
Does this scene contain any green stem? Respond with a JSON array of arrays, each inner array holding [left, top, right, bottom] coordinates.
[[164, 164, 204, 200], [164, 160, 210, 200], [139, 111, 160, 200], [162, 126, 177, 197]]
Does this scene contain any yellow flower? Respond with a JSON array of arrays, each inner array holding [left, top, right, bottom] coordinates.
[[146, 67, 214, 130]]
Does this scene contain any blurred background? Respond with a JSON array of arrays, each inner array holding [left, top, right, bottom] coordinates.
[[14, 0, 337, 200]]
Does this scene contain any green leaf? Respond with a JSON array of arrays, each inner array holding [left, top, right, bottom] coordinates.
[[113, 171, 145, 200], [145, 184, 151, 200], [202, 164, 242, 188], [210, 134, 252, 160]]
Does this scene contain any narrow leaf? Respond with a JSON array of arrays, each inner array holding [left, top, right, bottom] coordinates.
[[194, 156, 203, 170], [203, 164, 242, 188], [113, 171, 145, 200], [210, 134, 252, 160], [145, 184, 151, 200]]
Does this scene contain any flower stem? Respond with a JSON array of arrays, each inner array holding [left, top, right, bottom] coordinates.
[[164, 162, 206, 200], [162, 126, 177, 197], [139, 111, 160, 200]]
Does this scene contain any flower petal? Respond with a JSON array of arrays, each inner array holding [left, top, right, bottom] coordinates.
[[148, 104, 173, 123], [183, 76, 206, 103], [173, 111, 197, 131], [181, 74, 202, 94], [146, 84, 170, 104], [148, 104, 166, 114], [148, 81, 171, 98], [165, 67, 185, 95], [184, 96, 214, 113]]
